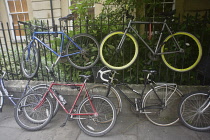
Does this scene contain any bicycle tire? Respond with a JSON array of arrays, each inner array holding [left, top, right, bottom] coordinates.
[[178, 92, 210, 131], [66, 33, 99, 69], [0, 90, 3, 112], [77, 95, 117, 137], [143, 85, 182, 126], [161, 32, 202, 72], [26, 84, 59, 117], [21, 42, 40, 78], [87, 84, 122, 115], [14, 93, 53, 131], [100, 31, 139, 70]]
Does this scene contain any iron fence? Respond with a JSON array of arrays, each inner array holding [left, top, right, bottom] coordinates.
[[0, 12, 210, 85]]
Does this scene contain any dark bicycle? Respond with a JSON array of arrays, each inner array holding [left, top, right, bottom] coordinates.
[[88, 67, 183, 126]]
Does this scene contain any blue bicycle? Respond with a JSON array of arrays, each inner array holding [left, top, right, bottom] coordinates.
[[19, 14, 99, 78]]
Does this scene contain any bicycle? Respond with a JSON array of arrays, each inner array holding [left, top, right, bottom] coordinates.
[[14, 67, 116, 137], [0, 70, 59, 116], [178, 91, 210, 131], [100, 10, 202, 72], [88, 67, 183, 126], [19, 14, 99, 78]]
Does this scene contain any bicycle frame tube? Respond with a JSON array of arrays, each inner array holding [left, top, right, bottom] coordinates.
[[200, 95, 210, 113], [128, 20, 181, 55], [34, 82, 97, 116], [0, 78, 17, 106], [31, 31, 82, 58]]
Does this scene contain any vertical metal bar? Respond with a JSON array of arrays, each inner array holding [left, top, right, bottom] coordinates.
[[6, 23, 16, 79], [41, 20, 47, 81], [47, 20, 52, 81], [85, 16, 88, 34], [73, 17, 75, 35], [79, 18, 82, 33], [50, 0, 55, 30], [100, 16, 103, 40], [12, 22, 21, 76], [1, 22, 13, 75], [0, 39, 7, 72]]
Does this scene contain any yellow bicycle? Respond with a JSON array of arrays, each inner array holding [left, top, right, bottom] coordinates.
[[100, 10, 202, 72]]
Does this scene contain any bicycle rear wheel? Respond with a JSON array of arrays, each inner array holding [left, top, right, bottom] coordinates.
[[87, 84, 122, 115], [14, 93, 53, 131], [66, 33, 99, 69], [77, 95, 116, 137], [143, 85, 182, 126], [161, 32, 202, 72], [179, 92, 210, 131], [21, 41, 39, 78], [100, 31, 139, 70]]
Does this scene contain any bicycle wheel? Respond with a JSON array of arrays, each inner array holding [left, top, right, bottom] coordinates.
[[100, 31, 139, 70], [66, 33, 99, 69], [21, 41, 40, 78], [161, 32, 202, 72], [179, 92, 210, 131], [143, 85, 182, 126], [0, 90, 3, 112], [77, 95, 116, 137], [87, 84, 122, 115], [14, 93, 53, 131], [26, 84, 59, 117]]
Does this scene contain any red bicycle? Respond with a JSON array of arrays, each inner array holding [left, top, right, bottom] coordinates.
[[14, 67, 116, 137]]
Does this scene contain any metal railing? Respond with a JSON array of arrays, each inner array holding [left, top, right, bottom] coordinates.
[[0, 12, 210, 85]]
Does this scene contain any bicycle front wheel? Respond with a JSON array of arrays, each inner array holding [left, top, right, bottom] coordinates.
[[161, 32, 202, 72], [21, 42, 40, 78], [26, 84, 59, 118], [179, 92, 210, 131], [77, 95, 116, 137], [66, 33, 99, 69], [100, 31, 139, 70], [143, 85, 182, 126], [14, 93, 53, 131]]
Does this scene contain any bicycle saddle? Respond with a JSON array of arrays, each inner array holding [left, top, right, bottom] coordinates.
[[79, 75, 91, 79], [59, 14, 74, 21], [160, 9, 176, 17], [142, 70, 157, 74]]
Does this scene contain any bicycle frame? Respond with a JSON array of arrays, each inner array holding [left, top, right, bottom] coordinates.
[[35, 82, 98, 116], [115, 83, 166, 111], [28, 31, 82, 65], [120, 19, 182, 55], [0, 74, 30, 107]]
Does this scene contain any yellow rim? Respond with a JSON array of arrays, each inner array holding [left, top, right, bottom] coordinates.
[[161, 32, 202, 72], [100, 31, 139, 70]]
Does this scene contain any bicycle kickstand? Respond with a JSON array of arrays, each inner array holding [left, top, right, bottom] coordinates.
[[60, 114, 71, 127]]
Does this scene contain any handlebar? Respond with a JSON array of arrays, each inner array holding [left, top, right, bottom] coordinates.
[[59, 14, 74, 21], [18, 21, 49, 31], [96, 67, 118, 83], [0, 71, 19, 79], [98, 69, 112, 83]]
